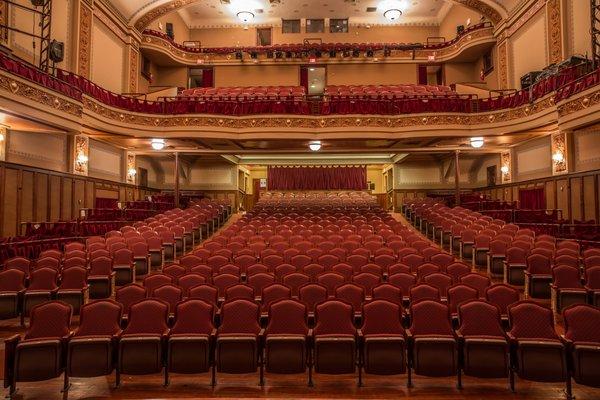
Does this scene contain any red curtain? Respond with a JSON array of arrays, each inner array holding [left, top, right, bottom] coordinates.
[[267, 166, 367, 191], [519, 188, 546, 210], [418, 65, 428, 85], [202, 68, 214, 87], [300, 66, 309, 92]]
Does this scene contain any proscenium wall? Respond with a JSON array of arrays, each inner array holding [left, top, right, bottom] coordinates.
[[189, 25, 439, 48]]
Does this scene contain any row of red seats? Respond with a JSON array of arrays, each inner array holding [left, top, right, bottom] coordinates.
[[5, 296, 599, 395], [180, 86, 306, 98]]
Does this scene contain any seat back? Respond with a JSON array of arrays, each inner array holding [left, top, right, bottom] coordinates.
[[75, 300, 123, 337], [265, 299, 309, 335], [361, 300, 404, 335], [123, 299, 169, 335], [24, 301, 72, 340], [457, 300, 504, 337], [409, 300, 453, 336], [508, 301, 559, 340], [313, 300, 355, 336], [171, 299, 214, 335], [218, 299, 261, 335]]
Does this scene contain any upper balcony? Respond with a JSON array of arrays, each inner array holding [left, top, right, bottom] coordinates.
[[140, 23, 496, 66], [0, 51, 599, 139]]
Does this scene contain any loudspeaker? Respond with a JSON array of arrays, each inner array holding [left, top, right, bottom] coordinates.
[[30, 0, 45, 7], [49, 40, 64, 63], [456, 25, 465, 35], [520, 71, 542, 89]]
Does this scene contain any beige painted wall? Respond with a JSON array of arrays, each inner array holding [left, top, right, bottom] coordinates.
[[327, 63, 417, 85], [438, 4, 484, 42], [91, 18, 126, 93], [154, 66, 188, 87], [6, 130, 68, 172], [215, 65, 299, 87], [190, 25, 439, 48], [566, 0, 592, 58], [509, 8, 548, 88], [88, 139, 123, 182], [444, 62, 478, 85]]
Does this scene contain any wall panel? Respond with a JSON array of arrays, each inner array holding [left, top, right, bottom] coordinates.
[[20, 170, 34, 226], [49, 175, 61, 222], [74, 179, 86, 218], [570, 177, 582, 222], [583, 175, 596, 222], [61, 178, 73, 220], [2, 168, 18, 236], [35, 173, 48, 222]]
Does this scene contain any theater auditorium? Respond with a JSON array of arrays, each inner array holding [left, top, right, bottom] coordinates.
[[0, 0, 599, 399]]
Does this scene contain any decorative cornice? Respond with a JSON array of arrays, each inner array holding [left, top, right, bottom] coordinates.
[[454, 0, 504, 24]]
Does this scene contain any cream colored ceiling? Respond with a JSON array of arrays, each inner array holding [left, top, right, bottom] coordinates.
[[108, 0, 514, 28]]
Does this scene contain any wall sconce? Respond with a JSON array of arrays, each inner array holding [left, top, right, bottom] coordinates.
[[73, 135, 89, 176], [551, 132, 568, 175], [126, 153, 136, 184], [0, 126, 6, 162], [501, 151, 511, 183]]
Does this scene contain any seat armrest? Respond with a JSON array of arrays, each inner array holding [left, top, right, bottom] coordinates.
[[4, 335, 20, 388]]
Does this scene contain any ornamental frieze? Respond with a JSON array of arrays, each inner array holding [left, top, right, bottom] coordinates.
[[557, 90, 600, 118], [0, 73, 83, 117]]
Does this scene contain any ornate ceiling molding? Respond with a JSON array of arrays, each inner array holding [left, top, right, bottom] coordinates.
[[132, 0, 506, 32]]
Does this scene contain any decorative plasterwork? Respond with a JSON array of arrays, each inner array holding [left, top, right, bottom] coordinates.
[[551, 131, 568, 175], [0, 72, 83, 117], [501, 151, 511, 183], [78, 3, 93, 79], [128, 48, 139, 93], [0, 1, 7, 45], [497, 40, 509, 89], [134, 0, 195, 31], [546, 0, 562, 64], [454, 0, 503, 24], [505, 0, 546, 37], [557, 90, 600, 117], [141, 26, 495, 65], [73, 134, 89, 176], [126, 152, 136, 183], [94, 6, 130, 44], [81, 94, 555, 130]]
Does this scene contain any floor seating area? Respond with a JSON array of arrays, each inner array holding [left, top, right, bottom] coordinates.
[[2, 191, 599, 399], [405, 199, 600, 312], [0, 198, 230, 325]]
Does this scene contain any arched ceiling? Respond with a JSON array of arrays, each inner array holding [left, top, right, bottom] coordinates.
[[105, 0, 509, 32]]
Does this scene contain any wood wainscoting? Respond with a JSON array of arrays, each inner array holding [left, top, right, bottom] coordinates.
[[0, 161, 160, 238], [479, 169, 600, 223]]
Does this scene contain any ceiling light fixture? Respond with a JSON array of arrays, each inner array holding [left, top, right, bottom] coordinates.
[[237, 11, 255, 23], [151, 138, 165, 150], [309, 140, 322, 151], [470, 137, 484, 148], [384, 9, 402, 21]]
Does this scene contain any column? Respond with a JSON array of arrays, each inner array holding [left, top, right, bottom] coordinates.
[[174, 152, 180, 208], [455, 150, 461, 206]]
